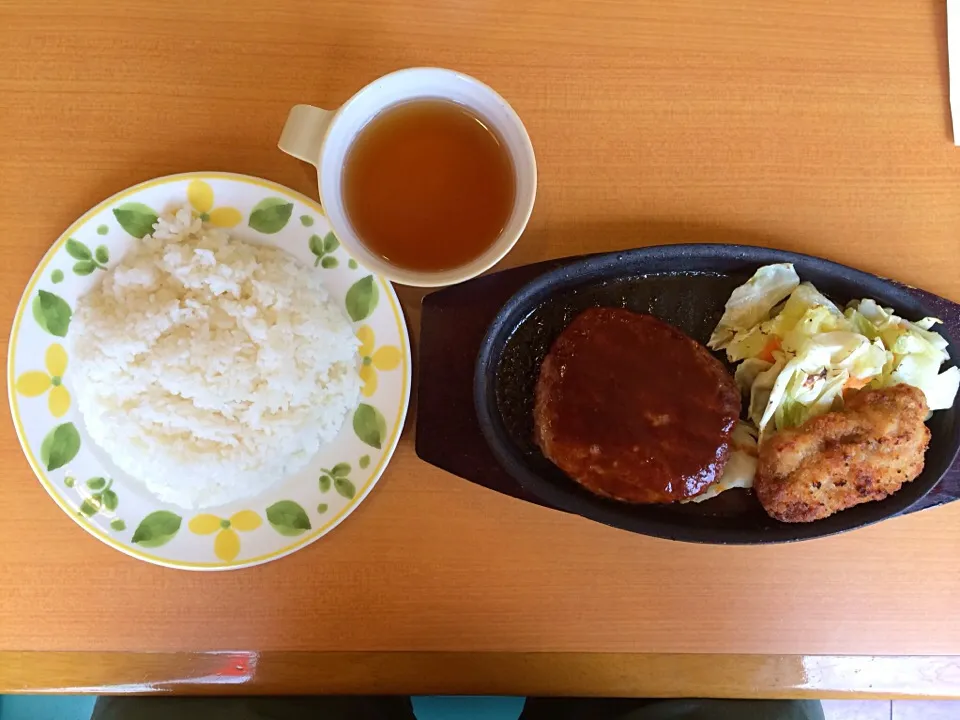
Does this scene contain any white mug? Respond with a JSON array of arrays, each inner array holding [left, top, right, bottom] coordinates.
[[278, 67, 537, 287]]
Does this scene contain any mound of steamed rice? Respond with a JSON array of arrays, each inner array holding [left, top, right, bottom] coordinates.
[[71, 208, 361, 509]]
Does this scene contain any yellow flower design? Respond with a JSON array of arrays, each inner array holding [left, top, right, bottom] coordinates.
[[188, 510, 262, 562], [16, 343, 70, 417], [187, 180, 243, 228], [356, 326, 402, 398]]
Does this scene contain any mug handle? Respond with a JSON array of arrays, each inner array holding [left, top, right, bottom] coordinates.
[[278, 104, 334, 167]]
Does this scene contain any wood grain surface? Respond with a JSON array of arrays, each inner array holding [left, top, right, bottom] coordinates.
[[2, 0, 960, 696], [6, 652, 960, 698]]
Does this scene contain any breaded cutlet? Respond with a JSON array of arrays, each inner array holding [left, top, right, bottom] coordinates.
[[756, 384, 930, 523]]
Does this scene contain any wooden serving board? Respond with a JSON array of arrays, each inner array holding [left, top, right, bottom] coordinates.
[[415, 255, 960, 520]]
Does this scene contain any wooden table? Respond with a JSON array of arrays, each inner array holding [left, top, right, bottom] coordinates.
[[3, 0, 960, 698]]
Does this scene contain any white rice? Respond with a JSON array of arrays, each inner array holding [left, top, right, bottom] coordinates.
[[71, 208, 361, 509]]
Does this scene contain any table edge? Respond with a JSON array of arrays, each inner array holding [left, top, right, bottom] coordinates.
[[3, 651, 960, 698]]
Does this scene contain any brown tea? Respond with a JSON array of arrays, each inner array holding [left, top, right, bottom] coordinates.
[[342, 99, 516, 272]]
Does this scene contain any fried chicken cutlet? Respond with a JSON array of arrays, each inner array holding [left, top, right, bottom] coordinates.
[[534, 307, 740, 503], [756, 384, 930, 523]]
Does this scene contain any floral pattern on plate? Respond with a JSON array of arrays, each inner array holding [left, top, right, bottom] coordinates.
[[7, 172, 411, 571]]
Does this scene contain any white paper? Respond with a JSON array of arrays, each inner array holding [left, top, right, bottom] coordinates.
[[948, 0, 960, 144]]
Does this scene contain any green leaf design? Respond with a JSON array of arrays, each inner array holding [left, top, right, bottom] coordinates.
[[309, 233, 325, 264], [65, 238, 92, 260], [331, 462, 351, 477], [345, 276, 379, 322], [334, 477, 356, 500], [132, 511, 182, 547], [316, 503, 328, 514], [79, 499, 99, 517], [101, 489, 118, 512], [248, 198, 293, 234], [113, 202, 158, 238], [95, 245, 109, 264], [73, 260, 97, 276], [359, 455, 370, 469], [348, 259, 358, 270], [86, 477, 106, 490], [40, 422, 81, 471], [322, 232, 339, 253], [320, 256, 338, 269], [266, 500, 311, 536], [64, 476, 75, 488], [319, 474, 331, 493], [32, 290, 72, 337], [110, 519, 126, 531], [300, 214, 314, 227], [51, 269, 64, 284], [97, 224, 109, 235], [353, 403, 387, 449]]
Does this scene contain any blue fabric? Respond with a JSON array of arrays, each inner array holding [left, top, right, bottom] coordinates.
[[412, 696, 524, 720], [1, 695, 527, 720], [0, 695, 96, 720]]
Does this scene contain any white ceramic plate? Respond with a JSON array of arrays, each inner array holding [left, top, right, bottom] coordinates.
[[8, 172, 411, 570]]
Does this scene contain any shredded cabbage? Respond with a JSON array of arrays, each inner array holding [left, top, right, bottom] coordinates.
[[708, 264, 799, 351], [694, 265, 956, 502], [684, 422, 758, 503], [734, 358, 772, 395], [714, 266, 958, 443]]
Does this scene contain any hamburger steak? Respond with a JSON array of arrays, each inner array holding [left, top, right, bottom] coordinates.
[[533, 307, 741, 503]]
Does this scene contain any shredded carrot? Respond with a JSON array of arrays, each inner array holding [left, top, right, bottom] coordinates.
[[845, 376, 871, 391], [757, 337, 781, 363], [842, 376, 872, 399]]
